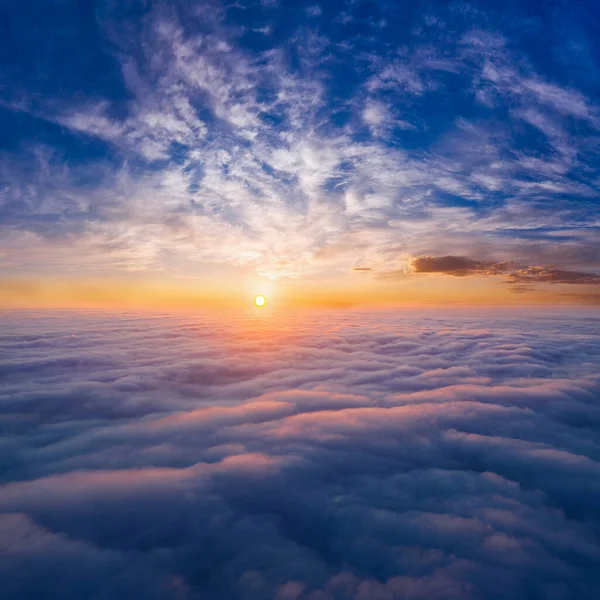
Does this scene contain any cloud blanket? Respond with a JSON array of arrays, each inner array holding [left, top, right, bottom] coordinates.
[[1, 309, 600, 599]]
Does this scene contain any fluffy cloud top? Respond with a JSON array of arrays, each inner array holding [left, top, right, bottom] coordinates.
[[1, 310, 600, 598]]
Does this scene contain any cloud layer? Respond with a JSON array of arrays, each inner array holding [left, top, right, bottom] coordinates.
[[2, 310, 600, 598]]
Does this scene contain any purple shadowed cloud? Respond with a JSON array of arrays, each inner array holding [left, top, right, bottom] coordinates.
[[1, 310, 600, 599]]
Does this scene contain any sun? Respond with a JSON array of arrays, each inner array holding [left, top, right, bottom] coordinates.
[[254, 294, 267, 308]]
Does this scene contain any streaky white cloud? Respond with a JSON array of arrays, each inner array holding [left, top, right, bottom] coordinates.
[[2, 1, 600, 283]]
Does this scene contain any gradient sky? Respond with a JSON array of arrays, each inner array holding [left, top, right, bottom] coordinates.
[[2, 0, 600, 307]]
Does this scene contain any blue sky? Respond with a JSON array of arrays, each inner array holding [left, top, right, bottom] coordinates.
[[2, 0, 600, 304]]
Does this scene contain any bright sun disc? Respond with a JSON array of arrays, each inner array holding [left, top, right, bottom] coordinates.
[[254, 294, 267, 308]]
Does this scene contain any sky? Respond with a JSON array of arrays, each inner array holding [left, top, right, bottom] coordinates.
[[2, 0, 600, 308], [2, 309, 600, 599]]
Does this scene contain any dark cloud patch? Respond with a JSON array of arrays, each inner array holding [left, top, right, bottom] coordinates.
[[411, 255, 600, 288], [507, 266, 600, 285], [508, 285, 537, 294], [412, 255, 492, 276], [1, 310, 600, 599]]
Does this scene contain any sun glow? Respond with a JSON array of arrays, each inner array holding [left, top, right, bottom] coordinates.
[[254, 294, 267, 308]]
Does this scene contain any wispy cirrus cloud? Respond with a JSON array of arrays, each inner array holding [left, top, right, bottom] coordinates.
[[1, 0, 600, 299]]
